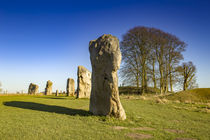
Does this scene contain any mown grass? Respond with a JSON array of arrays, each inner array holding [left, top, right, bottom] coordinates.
[[0, 94, 209, 140]]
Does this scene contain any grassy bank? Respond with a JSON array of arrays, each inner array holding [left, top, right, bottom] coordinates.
[[165, 88, 210, 103]]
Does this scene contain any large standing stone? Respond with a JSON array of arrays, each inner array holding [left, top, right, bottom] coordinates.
[[77, 66, 91, 98], [66, 78, 75, 96], [89, 34, 126, 120], [28, 83, 39, 95], [45, 80, 53, 95]]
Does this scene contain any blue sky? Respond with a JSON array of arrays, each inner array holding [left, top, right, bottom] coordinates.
[[0, 0, 209, 93]]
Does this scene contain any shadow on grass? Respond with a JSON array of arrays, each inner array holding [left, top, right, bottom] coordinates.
[[34, 97, 68, 100], [4, 101, 91, 116]]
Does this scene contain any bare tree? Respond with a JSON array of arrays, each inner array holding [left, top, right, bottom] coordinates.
[[120, 44, 141, 88], [150, 28, 186, 94], [121, 27, 152, 94], [120, 61, 141, 87], [147, 49, 158, 89], [166, 35, 186, 92], [177, 61, 197, 91], [150, 28, 168, 94]]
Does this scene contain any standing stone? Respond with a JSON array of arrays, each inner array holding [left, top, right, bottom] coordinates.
[[45, 80, 53, 95], [56, 90, 59, 96], [67, 78, 75, 96], [89, 34, 126, 120], [28, 83, 39, 95], [77, 66, 91, 98]]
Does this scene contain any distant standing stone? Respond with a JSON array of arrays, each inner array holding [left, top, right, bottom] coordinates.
[[56, 90, 59, 96], [45, 80, 53, 95], [28, 83, 39, 95], [66, 78, 75, 96], [89, 34, 126, 120], [77, 66, 91, 98]]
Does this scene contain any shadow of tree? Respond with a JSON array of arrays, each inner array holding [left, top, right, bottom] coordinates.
[[4, 101, 91, 116]]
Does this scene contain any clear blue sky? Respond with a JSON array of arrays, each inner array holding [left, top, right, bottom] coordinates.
[[0, 0, 209, 93]]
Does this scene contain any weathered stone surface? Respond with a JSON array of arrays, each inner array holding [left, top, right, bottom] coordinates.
[[28, 83, 39, 94], [66, 78, 75, 96], [45, 80, 53, 95], [56, 90, 59, 96], [77, 66, 91, 98], [89, 34, 126, 120]]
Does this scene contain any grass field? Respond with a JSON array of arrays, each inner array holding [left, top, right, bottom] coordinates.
[[0, 94, 210, 140]]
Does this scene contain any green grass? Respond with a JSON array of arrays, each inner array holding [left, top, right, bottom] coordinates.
[[165, 88, 210, 103], [0, 94, 209, 140]]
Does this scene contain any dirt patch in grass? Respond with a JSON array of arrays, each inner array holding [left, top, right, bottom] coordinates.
[[172, 120, 181, 123], [175, 138, 197, 140], [131, 127, 155, 131], [112, 126, 127, 130], [126, 133, 153, 139], [165, 129, 184, 134]]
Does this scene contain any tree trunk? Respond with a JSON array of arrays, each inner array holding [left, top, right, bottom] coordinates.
[[159, 65, 164, 94], [144, 66, 148, 92], [169, 73, 173, 92], [136, 75, 140, 88], [152, 58, 157, 89], [169, 64, 173, 92], [183, 80, 187, 91], [141, 68, 145, 94], [141, 56, 146, 94], [165, 60, 169, 94]]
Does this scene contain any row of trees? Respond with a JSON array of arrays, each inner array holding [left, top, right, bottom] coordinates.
[[120, 26, 197, 94]]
